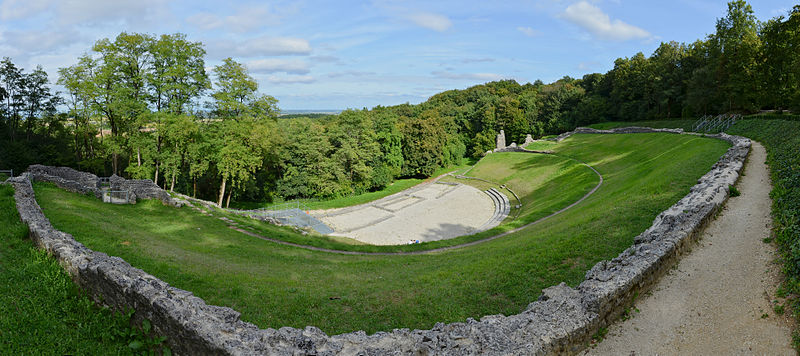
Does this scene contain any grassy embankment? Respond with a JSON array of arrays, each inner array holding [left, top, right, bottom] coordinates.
[[439, 152, 598, 225], [35, 133, 729, 335], [0, 184, 145, 354]]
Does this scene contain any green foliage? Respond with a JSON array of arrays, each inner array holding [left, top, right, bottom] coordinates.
[[729, 185, 741, 197], [727, 120, 800, 318]]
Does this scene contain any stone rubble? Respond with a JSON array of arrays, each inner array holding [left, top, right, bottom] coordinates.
[[6, 127, 749, 355]]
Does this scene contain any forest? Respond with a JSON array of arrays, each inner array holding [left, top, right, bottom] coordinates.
[[0, 1, 798, 207]]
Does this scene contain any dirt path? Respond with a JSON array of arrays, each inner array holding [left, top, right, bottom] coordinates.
[[583, 142, 794, 355]]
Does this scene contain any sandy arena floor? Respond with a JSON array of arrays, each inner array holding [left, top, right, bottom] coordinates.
[[312, 182, 496, 245]]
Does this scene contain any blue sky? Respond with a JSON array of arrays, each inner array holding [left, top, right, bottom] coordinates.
[[0, 0, 795, 110]]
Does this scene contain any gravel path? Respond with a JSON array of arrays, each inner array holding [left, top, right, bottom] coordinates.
[[583, 142, 794, 355]]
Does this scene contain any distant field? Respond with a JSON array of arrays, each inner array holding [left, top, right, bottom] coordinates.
[[36, 133, 730, 335]]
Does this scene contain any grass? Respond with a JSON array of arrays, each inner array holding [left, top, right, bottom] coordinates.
[[0, 184, 141, 354], [440, 152, 598, 225], [522, 140, 557, 151], [230, 162, 474, 211], [35, 133, 730, 335]]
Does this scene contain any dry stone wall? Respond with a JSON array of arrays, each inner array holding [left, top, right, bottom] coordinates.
[[6, 127, 749, 355], [26, 164, 181, 207], [27, 164, 102, 198]]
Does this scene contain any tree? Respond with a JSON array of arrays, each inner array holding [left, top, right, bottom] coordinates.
[[400, 109, 446, 177], [710, 0, 761, 112], [209, 57, 279, 207], [0, 58, 23, 140], [147, 33, 210, 114]]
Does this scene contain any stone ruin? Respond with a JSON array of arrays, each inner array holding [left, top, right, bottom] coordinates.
[[496, 130, 506, 150], [524, 134, 534, 145], [26, 164, 181, 207], [5, 129, 751, 355]]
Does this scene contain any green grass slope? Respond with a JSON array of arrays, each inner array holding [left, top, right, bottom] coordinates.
[[442, 152, 598, 225], [35, 133, 729, 335]]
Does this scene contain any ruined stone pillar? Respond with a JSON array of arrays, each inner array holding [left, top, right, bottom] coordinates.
[[496, 130, 506, 150]]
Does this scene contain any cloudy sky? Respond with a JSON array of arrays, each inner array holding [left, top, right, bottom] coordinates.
[[0, 0, 795, 110]]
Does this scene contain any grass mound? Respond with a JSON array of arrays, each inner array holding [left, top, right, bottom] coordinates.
[[34, 133, 729, 335]]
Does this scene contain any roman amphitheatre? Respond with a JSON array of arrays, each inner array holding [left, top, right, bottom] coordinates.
[[4, 123, 794, 354], [2, 2, 799, 355]]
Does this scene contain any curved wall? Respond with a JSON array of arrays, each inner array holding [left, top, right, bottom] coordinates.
[[6, 128, 749, 355]]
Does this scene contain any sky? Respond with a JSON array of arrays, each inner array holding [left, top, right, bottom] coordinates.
[[0, 0, 796, 111]]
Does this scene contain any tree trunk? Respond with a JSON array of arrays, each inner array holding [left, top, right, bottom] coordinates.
[[193, 178, 197, 198], [226, 189, 232, 209], [113, 153, 118, 176], [137, 148, 141, 167], [154, 162, 159, 186], [170, 173, 175, 192], [217, 176, 226, 208]]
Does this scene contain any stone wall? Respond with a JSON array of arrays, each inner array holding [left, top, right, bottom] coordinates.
[[26, 164, 180, 207], [7, 128, 749, 355], [108, 174, 180, 206], [27, 164, 102, 199]]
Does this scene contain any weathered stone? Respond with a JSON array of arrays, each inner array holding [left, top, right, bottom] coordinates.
[[524, 134, 534, 145], [5, 127, 749, 355], [496, 130, 506, 150]]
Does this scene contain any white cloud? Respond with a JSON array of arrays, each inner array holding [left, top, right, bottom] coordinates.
[[266, 75, 315, 84], [186, 6, 280, 33], [56, 0, 170, 26], [405, 12, 452, 32], [560, 1, 651, 41], [0, 0, 50, 20], [1, 28, 83, 55], [207, 36, 312, 59], [186, 13, 224, 30], [517, 26, 540, 37], [327, 70, 376, 78], [432, 71, 504, 81], [247, 59, 310, 74]]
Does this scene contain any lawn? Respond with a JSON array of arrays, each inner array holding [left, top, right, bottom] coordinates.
[[440, 152, 598, 225], [0, 184, 143, 354], [35, 133, 730, 335]]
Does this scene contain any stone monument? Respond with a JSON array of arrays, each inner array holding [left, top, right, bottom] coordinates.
[[496, 130, 506, 150]]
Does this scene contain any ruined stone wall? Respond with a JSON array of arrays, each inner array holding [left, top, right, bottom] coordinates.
[[7, 129, 749, 355], [108, 174, 180, 206], [27, 164, 102, 198], [26, 165, 180, 207]]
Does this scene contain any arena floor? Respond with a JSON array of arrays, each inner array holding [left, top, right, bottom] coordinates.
[[311, 182, 497, 245]]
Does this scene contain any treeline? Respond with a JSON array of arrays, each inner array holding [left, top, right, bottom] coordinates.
[[1, 1, 798, 206]]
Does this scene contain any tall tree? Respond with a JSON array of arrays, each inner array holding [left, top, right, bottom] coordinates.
[[710, 0, 761, 111]]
